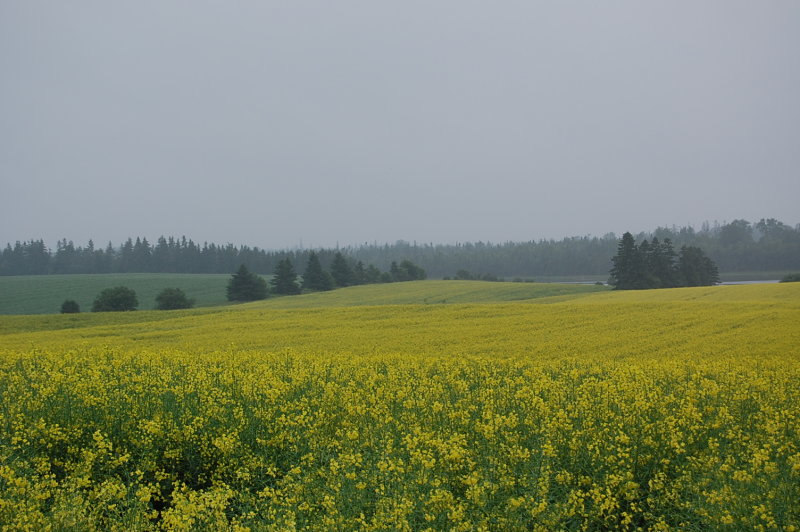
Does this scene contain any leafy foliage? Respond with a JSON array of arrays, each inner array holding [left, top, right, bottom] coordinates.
[[91, 286, 138, 312], [155, 288, 195, 310], [60, 299, 80, 314], [226, 265, 268, 302]]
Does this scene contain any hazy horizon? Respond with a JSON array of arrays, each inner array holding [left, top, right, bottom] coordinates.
[[2, 2, 798, 250]]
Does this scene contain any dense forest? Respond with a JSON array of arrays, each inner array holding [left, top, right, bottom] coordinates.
[[2, 218, 798, 278]]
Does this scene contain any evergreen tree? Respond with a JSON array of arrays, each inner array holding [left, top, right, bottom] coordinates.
[[649, 238, 678, 288], [609, 232, 640, 289], [352, 261, 367, 285], [330, 252, 354, 287], [302, 252, 334, 291], [365, 264, 383, 284], [270, 258, 301, 295], [226, 264, 268, 301], [677, 246, 720, 287]]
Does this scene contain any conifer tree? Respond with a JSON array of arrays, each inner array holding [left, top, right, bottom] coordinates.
[[226, 264, 268, 301], [270, 258, 301, 295], [677, 246, 720, 287], [330, 252, 354, 287], [609, 232, 640, 289], [302, 252, 334, 291]]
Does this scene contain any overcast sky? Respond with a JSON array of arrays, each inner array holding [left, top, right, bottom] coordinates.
[[2, 2, 798, 250]]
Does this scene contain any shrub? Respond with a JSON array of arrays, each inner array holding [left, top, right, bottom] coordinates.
[[155, 288, 195, 310], [780, 272, 800, 283], [92, 286, 138, 312], [60, 299, 80, 314]]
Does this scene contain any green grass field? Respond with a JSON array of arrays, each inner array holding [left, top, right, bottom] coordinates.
[[0, 273, 236, 315], [0, 275, 607, 315]]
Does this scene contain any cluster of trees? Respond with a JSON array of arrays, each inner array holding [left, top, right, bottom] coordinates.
[[4, 218, 798, 278], [609, 233, 719, 290], [227, 253, 427, 302], [61, 286, 194, 313], [445, 269, 501, 282]]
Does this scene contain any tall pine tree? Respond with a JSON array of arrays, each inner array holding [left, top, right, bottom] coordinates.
[[302, 252, 334, 291], [270, 258, 301, 295], [226, 264, 268, 301]]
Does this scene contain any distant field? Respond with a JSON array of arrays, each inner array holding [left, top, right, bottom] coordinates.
[[0, 273, 235, 314], [260, 280, 608, 309], [0, 276, 604, 315]]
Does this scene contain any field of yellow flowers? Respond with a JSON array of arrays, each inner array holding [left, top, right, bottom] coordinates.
[[1, 281, 798, 530]]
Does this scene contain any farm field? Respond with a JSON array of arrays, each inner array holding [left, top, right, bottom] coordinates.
[[0, 281, 799, 530], [0, 274, 234, 315]]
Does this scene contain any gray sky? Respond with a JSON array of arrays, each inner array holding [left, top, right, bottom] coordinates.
[[2, 1, 798, 250]]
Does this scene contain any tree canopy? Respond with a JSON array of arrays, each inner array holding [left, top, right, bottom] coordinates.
[[226, 265, 268, 301], [609, 233, 719, 289], [3, 218, 799, 278], [270, 258, 301, 295], [92, 286, 138, 312], [155, 288, 195, 310], [302, 252, 334, 292]]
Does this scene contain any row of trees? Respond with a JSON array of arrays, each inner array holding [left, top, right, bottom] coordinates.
[[62, 286, 194, 313], [227, 253, 427, 301], [3, 218, 798, 278], [609, 233, 719, 290]]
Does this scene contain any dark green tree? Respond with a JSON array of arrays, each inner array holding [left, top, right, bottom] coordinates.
[[60, 299, 80, 313], [155, 288, 195, 310], [270, 258, 301, 295], [609, 232, 641, 289], [648, 238, 678, 288], [302, 252, 334, 291], [364, 264, 383, 284], [226, 264, 268, 301], [330, 252, 354, 287], [677, 246, 720, 287], [92, 286, 138, 312], [352, 261, 367, 285]]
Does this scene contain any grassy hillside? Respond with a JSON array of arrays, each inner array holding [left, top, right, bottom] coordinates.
[[0, 276, 603, 315], [0, 273, 235, 315], [261, 280, 608, 309]]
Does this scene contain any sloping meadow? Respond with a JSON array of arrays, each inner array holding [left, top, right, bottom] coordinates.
[[1, 282, 798, 530]]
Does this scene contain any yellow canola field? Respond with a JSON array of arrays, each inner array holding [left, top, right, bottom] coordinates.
[[0, 282, 799, 530]]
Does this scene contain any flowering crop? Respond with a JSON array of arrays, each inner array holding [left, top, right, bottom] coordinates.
[[0, 282, 798, 530]]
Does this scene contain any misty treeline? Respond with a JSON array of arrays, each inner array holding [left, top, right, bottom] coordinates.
[[2, 218, 798, 278]]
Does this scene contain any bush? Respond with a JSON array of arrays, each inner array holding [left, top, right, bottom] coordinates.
[[155, 288, 195, 310], [780, 272, 800, 283], [92, 286, 138, 312], [60, 299, 80, 314]]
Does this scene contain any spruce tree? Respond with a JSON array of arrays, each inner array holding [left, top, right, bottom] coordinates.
[[226, 264, 268, 301], [677, 246, 720, 287], [609, 232, 640, 289], [270, 258, 301, 295], [330, 252, 354, 287], [302, 252, 334, 291]]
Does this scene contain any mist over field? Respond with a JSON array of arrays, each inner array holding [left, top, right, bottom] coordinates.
[[2, 2, 799, 249]]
